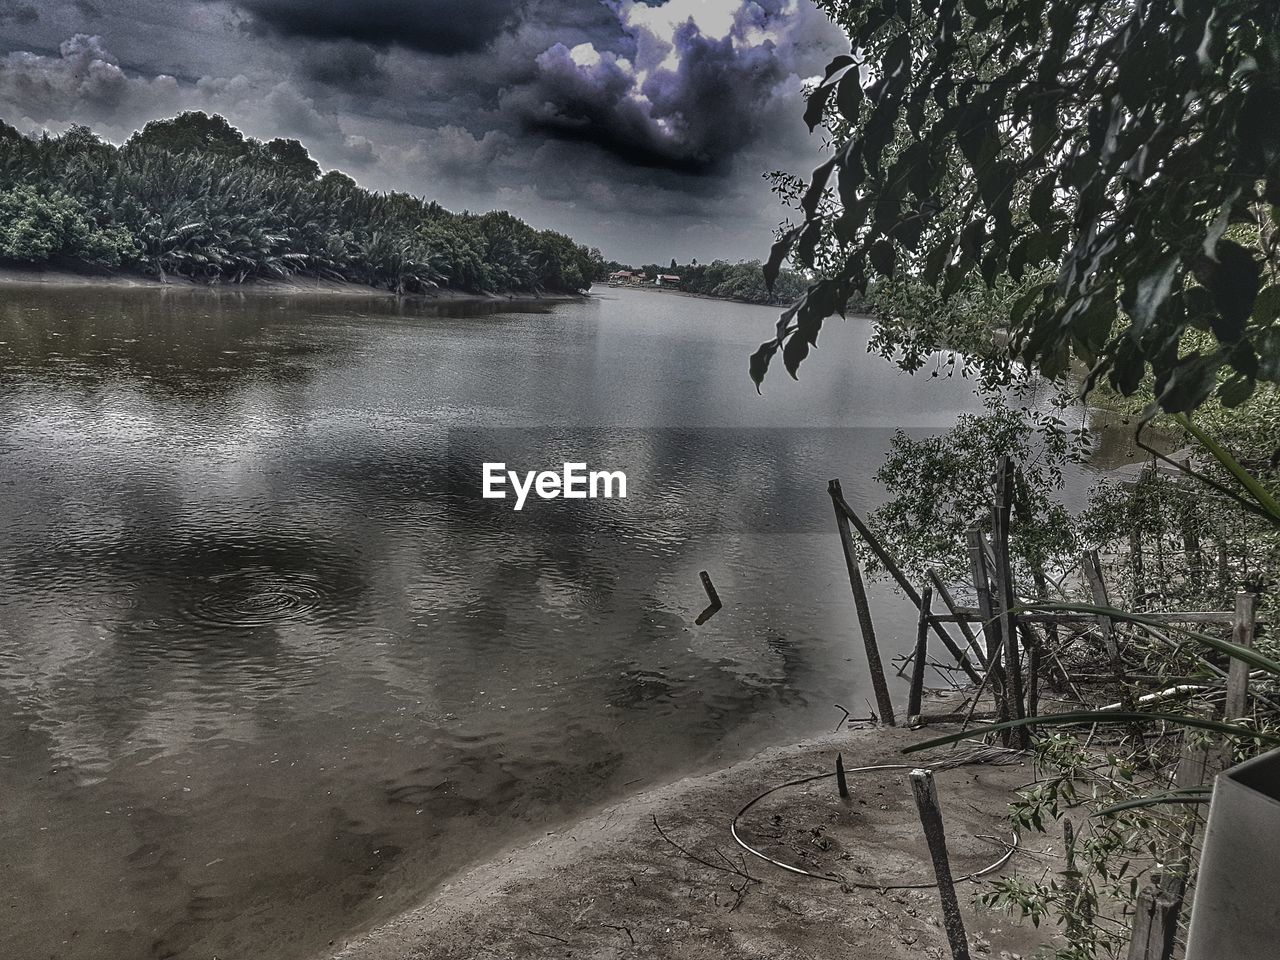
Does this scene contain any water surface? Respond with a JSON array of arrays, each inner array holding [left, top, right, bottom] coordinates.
[[1, 284, 1038, 959]]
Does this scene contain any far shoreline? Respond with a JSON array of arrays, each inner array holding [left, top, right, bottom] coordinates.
[[0, 264, 589, 305]]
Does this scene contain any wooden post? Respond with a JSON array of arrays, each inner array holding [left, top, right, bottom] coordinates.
[[829, 480, 896, 726], [828, 483, 978, 681], [910, 769, 971, 960], [907, 586, 932, 721], [928, 566, 989, 671], [967, 528, 1010, 741], [1160, 737, 1214, 905], [1023, 623, 1041, 720], [1224, 591, 1257, 720], [966, 529, 1001, 665], [1126, 884, 1180, 960], [991, 458, 1028, 747], [836, 753, 849, 798]]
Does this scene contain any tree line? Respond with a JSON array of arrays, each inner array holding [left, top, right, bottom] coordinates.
[[608, 257, 817, 306], [0, 112, 604, 295]]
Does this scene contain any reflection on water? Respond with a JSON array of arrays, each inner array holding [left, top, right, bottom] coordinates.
[[0, 284, 1071, 959]]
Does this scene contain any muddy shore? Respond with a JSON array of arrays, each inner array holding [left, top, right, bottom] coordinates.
[[325, 725, 1052, 960]]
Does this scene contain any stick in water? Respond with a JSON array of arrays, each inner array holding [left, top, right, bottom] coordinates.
[[695, 570, 723, 625]]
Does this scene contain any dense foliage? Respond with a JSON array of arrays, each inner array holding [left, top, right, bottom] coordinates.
[[755, 3, 1280, 956], [754, 0, 1280, 420], [0, 112, 602, 295]]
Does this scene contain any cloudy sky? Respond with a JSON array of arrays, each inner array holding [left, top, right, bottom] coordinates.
[[0, 1, 844, 263]]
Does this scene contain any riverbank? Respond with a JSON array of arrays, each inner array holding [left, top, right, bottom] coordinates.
[[0, 265, 587, 303], [326, 725, 1049, 960], [604, 282, 797, 309]]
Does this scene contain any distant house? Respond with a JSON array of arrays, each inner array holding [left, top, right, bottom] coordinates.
[[655, 274, 681, 287]]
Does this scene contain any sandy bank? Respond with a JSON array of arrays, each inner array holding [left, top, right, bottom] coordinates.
[[326, 726, 1050, 960], [0, 265, 586, 303]]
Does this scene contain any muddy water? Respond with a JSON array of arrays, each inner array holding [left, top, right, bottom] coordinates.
[[0, 284, 1072, 959]]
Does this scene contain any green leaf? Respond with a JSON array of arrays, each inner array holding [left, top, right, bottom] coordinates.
[[1028, 173, 1055, 230], [1217, 377, 1256, 408], [870, 238, 896, 278], [749, 340, 779, 391], [835, 72, 864, 122], [1252, 285, 1280, 323], [1127, 253, 1180, 336], [1157, 354, 1220, 414], [1202, 239, 1261, 343]]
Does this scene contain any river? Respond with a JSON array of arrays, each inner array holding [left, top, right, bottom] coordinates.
[[0, 283, 1086, 959]]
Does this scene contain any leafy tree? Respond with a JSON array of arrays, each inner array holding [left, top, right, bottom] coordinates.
[[0, 184, 137, 267], [255, 138, 321, 180], [754, 0, 1280, 420], [129, 112, 250, 158], [870, 403, 1080, 583]]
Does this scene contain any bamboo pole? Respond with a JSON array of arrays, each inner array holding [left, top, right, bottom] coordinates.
[[829, 479, 896, 726], [910, 769, 971, 960]]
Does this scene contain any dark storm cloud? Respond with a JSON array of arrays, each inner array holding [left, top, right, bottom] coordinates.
[[231, 0, 519, 55], [299, 42, 386, 92], [510, 29, 785, 175], [501, 2, 808, 177], [0, 1, 39, 25]]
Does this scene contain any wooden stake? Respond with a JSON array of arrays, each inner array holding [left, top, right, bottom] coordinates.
[[928, 566, 988, 671], [828, 482, 978, 681], [836, 753, 849, 798], [1224, 591, 1257, 720], [908, 586, 932, 720], [966, 528, 1009, 741], [829, 480, 895, 726], [1023, 623, 1041, 720], [1126, 884, 1180, 960], [991, 457, 1028, 747], [909, 769, 971, 960]]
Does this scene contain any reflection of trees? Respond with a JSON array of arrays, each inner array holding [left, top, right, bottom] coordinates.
[[0, 286, 361, 397]]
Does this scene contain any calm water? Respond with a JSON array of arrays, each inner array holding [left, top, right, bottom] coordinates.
[[0, 284, 1053, 959]]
